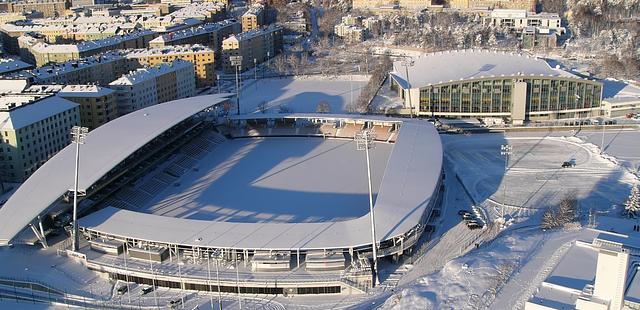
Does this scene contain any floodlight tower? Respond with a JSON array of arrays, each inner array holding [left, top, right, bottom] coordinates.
[[401, 59, 415, 118], [500, 144, 512, 220], [230, 55, 243, 115], [70, 125, 88, 251], [355, 129, 379, 286]]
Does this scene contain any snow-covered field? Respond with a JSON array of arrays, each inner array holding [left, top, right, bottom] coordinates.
[[218, 76, 369, 115], [378, 131, 639, 309], [142, 137, 392, 223]]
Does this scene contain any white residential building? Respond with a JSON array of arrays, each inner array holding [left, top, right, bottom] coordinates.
[[109, 59, 195, 115]]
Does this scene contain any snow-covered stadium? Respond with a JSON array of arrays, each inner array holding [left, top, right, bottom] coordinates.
[[0, 94, 443, 295]]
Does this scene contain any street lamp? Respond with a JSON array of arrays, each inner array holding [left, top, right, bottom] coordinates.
[[401, 59, 415, 118], [355, 129, 379, 286], [230, 55, 243, 115], [500, 144, 513, 220], [70, 126, 88, 252]]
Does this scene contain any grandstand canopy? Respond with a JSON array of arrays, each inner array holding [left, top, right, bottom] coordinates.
[[0, 94, 231, 245]]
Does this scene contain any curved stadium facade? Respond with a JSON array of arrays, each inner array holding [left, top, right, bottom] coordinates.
[[390, 50, 603, 124], [0, 95, 443, 295]]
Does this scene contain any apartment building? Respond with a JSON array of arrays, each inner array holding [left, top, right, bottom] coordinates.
[[484, 9, 563, 33], [221, 25, 283, 73], [148, 19, 241, 53], [241, 4, 265, 32], [0, 0, 67, 18], [334, 24, 366, 43], [7, 45, 213, 87], [0, 91, 79, 182], [17, 29, 156, 66], [109, 59, 195, 115], [449, 0, 536, 12], [56, 85, 117, 130], [127, 45, 215, 87], [10, 53, 130, 85]]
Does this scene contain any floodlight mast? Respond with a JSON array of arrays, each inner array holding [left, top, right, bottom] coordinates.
[[500, 144, 512, 220], [70, 126, 88, 252], [230, 56, 243, 115], [401, 59, 415, 118], [355, 129, 379, 286]]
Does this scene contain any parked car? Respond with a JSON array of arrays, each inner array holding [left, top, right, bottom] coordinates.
[[139, 285, 154, 295], [467, 222, 482, 230], [561, 161, 575, 168], [116, 284, 128, 295], [168, 298, 183, 308]]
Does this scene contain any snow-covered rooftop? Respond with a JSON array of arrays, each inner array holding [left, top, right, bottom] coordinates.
[[0, 95, 78, 130], [57, 85, 114, 98], [109, 59, 193, 86], [149, 19, 239, 44], [390, 49, 582, 89], [0, 58, 32, 75], [225, 25, 282, 42]]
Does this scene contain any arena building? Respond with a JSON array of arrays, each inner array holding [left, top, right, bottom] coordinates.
[[389, 50, 603, 124], [0, 94, 443, 295]]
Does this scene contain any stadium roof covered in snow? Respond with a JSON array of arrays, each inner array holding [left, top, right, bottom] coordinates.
[[390, 49, 580, 89], [0, 94, 232, 245]]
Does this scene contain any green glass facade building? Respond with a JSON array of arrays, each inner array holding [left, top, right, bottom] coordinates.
[[390, 50, 604, 124]]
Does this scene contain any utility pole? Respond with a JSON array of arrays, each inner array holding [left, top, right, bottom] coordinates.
[[355, 130, 379, 286], [70, 126, 88, 252], [230, 56, 243, 115]]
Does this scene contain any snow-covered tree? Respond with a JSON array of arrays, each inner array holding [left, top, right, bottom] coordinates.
[[624, 184, 639, 218]]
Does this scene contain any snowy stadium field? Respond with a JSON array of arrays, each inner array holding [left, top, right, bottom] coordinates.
[[235, 77, 368, 114], [137, 137, 393, 223], [443, 134, 636, 219]]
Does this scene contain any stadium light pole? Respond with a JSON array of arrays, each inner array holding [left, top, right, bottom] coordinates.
[[230, 56, 243, 115], [500, 144, 512, 221], [207, 250, 213, 310], [215, 250, 222, 310], [355, 129, 379, 286], [178, 261, 185, 309], [401, 59, 415, 118], [70, 126, 88, 252]]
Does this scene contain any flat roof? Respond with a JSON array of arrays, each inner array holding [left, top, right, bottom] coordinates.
[[0, 95, 79, 130], [390, 49, 581, 89], [0, 94, 232, 245], [78, 117, 442, 250]]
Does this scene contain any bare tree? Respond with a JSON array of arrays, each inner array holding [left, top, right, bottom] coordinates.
[[541, 192, 578, 229]]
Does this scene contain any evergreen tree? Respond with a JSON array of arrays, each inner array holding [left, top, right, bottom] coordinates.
[[624, 184, 639, 218]]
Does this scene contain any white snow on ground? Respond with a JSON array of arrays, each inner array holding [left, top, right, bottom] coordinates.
[[379, 131, 638, 309], [0, 244, 113, 302], [227, 76, 368, 115], [141, 138, 393, 222]]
